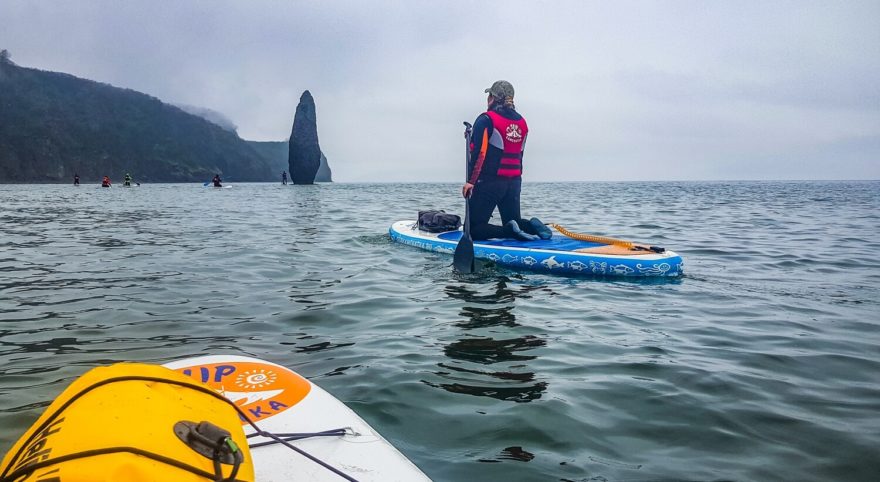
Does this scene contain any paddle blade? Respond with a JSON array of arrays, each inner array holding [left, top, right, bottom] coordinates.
[[453, 232, 475, 273]]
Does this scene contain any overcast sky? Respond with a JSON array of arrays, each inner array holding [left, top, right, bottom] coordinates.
[[2, 0, 878, 181]]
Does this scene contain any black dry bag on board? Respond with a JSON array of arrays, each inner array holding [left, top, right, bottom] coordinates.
[[418, 210, 462, 233]]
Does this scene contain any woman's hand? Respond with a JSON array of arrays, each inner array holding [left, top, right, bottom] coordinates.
[[462, 183, 474, 198]]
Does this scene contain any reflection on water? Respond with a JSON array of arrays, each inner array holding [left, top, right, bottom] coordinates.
[[443, 336, 545, 364], [456, 305, 516, 329], [424, 277, 549, 403], [479, 446, 536, 463]]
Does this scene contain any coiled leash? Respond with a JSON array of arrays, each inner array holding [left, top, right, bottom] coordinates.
[[549, 223, 665, 253]]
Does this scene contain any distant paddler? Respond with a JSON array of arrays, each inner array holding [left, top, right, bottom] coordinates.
[[101, 175, 111, 188], [73, 173, 80, 186], [212, 174, 222, 187], [282, 170, 288, 185], [123, 173, 133, 187]]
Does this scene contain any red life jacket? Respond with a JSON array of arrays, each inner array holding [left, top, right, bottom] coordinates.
[[485, 110, 528, 177]]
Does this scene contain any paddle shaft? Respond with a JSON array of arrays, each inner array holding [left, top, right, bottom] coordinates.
[[452, 122, 475, 273], [462, 121, 473, 238]]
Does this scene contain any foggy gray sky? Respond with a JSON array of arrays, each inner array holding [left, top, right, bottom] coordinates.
[[2, 0, 878, 181]]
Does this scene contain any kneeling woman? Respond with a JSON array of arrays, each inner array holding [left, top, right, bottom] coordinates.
[[462, 80, 551, 241]]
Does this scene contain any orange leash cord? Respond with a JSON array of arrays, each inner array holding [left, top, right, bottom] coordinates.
[[549, 223, 635, 248], [549, 224, 666, 253]]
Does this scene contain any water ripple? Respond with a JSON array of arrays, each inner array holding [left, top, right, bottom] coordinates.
[[0, 181, 878, 481]]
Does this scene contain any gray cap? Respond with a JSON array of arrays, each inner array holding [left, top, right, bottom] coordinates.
[[485, 80, 514, 99]]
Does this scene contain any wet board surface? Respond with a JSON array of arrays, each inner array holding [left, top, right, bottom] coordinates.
[[164, 355, 429, 482]]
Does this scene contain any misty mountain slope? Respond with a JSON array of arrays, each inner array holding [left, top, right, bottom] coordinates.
[[0, 57, 274, 182]]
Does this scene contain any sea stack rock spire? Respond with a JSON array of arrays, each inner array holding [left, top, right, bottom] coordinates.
[[288, 90, 321, 184]]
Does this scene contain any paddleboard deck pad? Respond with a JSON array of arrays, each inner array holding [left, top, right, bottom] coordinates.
[[165, 355, 429, 481], [390, 220, 683, 277]]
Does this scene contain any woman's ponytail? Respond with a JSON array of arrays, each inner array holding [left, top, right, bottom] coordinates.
[[491, 95, 516, 113]]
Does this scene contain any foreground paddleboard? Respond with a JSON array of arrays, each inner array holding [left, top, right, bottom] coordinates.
[[390, 220, 682, 277], [164, 355, 429, 481]]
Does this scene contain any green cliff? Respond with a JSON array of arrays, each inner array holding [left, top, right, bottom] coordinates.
[[0, 53, 275, 183]]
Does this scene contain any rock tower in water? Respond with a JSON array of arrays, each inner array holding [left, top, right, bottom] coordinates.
[[288, 90, 321, 184]]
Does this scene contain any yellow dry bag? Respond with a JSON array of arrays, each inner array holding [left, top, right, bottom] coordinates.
[[0, 363, 254, 482]]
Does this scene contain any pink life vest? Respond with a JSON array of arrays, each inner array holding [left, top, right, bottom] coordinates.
[[485, 110, 528, 177]]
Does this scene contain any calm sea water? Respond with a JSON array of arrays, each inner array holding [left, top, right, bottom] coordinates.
[[1, 181, 878, 481]]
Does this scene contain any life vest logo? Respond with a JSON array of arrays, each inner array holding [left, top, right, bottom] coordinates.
[[177, 361, 311, 425], [505, 124, 523, 143]]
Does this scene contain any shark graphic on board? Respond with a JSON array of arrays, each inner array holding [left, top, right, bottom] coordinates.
[[541, 256, 565, 270]]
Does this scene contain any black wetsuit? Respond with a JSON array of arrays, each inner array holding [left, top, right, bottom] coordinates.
[[466, 108, 537, 240]]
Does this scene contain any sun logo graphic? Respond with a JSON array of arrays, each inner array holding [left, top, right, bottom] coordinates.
[[177, 361, 312, 424], [505, 124, 523, 142], [235, 369, 278, 390]]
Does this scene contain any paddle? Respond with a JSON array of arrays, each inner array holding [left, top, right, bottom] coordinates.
[[453, 122, 476, 273]]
